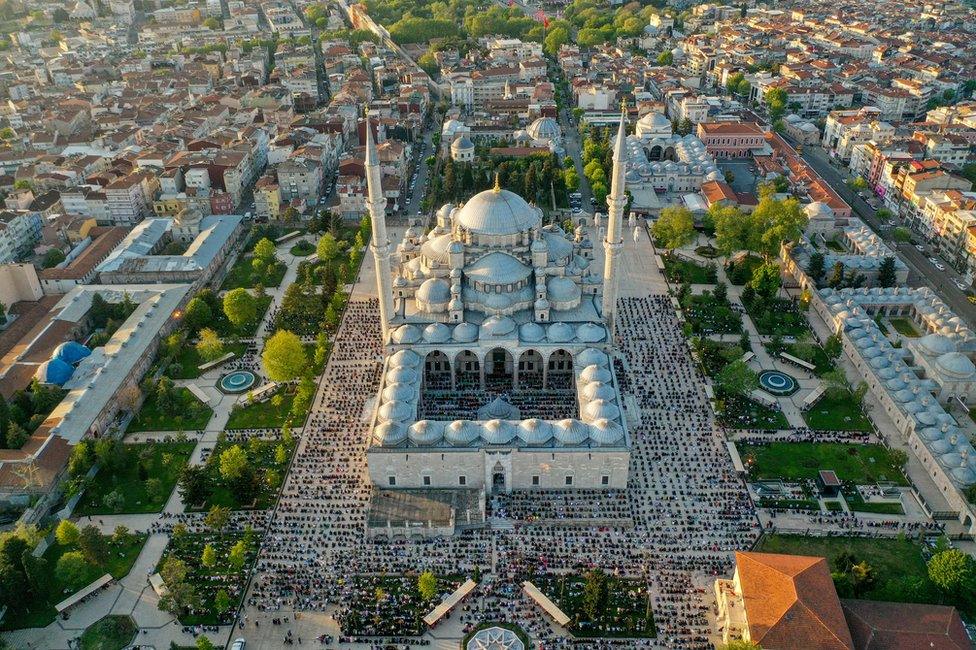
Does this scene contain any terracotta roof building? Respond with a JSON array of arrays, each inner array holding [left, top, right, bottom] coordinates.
[[841, 599, 971, 650]]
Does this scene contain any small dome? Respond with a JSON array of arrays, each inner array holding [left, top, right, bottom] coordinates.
[[937, 352, 976, 379], [481, 315, 516, 337], [481, 419, 516, 445], [389, 349, 421, 368], [577, 348, 609, 367], [554, 419, 589, 445], [527, 116, 561, 141], [547, 276, 582, 304], [423, 322, 452, 343], [54, 341, 91, 364], [517, 418, 554, 445], [35, 358, 74, 386], [519, 322, 545, 342], [582, 381, 615, 401], [576, 323, 605, 343], [546, 322, 574, 342], [377, 400, 414, 423], [382, 382, 414, 402], [452, 322, 479, 342], [375, 421, 408, 446], [589, 418, 624, 445], [408, 420, 445, 445], [386, 366, 419, 384], [417, 278, 451, 306], [445, 420, 481, 446], [920, 333, 956, 356], [391, 324, 422, 344], [584, 399, 620, 421], [804, 201, 834, 221], [450, 135, 474, 151], [580, 365, 612, 383]]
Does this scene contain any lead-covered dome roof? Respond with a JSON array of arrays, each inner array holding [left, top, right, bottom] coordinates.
[[454, 188, 541, 236]]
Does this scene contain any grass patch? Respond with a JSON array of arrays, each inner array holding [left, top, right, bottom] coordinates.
[[890, 318, 921, 337], [717, 394, 789, 430], [693, 338, 748, 377], [158, 531, 258, 625], [726, 254, 763, 285], [289, 240, 315, 256], [744, 296, 811, 337], [825, 239, 846, 252], [76, 442, 195, 515], [824, 501, 843, 511], [225, 392, 295, 430], [695, 245, 720, 258], [336, 574, 462, 637], [804, 391, 872, 431], [191, 437, 294, 510], [220, 256, 287, 290], [80, 615, 136, 650], [663, 254, 717, 284], [535, 574, 656, 638], [127, 387, 213, 433], [766, 341, 835, 376], [681, 293, 743, 335], [1, 534, 146, 631], [740, 442, 908, 484], [164, 342, 246, 380]]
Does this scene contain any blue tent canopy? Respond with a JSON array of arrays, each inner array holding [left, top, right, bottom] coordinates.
[[35, 358, 74, 386], [53, 341, 91, 365]]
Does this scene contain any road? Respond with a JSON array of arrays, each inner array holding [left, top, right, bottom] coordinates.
[[800, 145, 976, 324]]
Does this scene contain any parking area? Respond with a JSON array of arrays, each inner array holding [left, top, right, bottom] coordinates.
[[715, 159, 757, 194]]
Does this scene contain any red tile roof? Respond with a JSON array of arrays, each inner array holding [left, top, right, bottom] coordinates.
[[841, 599, 970, 650]]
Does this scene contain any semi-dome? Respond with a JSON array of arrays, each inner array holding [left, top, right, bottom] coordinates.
[[35, 358, 74, 386], [454, 188, 541, 236], [920, 333, 956, 356], [517, 418, 554, 445], [417, 278, 451, 306], [936, 352, 976, 378], [375, 421, 408, 446], [54, 341, 91, 365]]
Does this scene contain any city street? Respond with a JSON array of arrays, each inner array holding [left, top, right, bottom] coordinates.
[[801, 145, 976, 324]]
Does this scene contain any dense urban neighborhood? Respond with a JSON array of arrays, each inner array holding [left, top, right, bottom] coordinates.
[[0, 0, 975, 648]]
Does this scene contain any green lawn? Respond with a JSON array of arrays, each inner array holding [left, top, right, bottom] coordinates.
[[165, 342, 246, 380], [717, 394, 789, 430], [740, 442, 908, 484], [1, 535, 146, 631], [290, 240, 315, 256], [766, 341, 835, 376], [694, 338, 747, 377], [535, 574, 656, 638], [158, 531, 258, 625], [338, 575, 461, 636], [825, 239, 846, 252], [220, 256, 287, 290], [890, 318, 921, 337], [76, 442, 195, 515], [662, 255, 717, 284], [804, 392, 872, 432], [682, 293, 743, 335], [80, 615, 136, 650], [191, 437, 294, 510], [744, 296, 811, 337], [225, 392, 294, 430], [127, 387, 213, 433]]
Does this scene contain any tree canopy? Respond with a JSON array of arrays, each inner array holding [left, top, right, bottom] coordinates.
[[261, 330, 307, 382]]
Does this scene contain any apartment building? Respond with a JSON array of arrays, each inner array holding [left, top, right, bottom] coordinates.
[[0, 210, 42, 263]]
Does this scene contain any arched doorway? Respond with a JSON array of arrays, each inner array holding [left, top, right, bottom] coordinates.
[[649, 144, 663, 161], [455, 350, 481, 389], [547, 349, 574, 390], [491, 461, 506, 493], [485, 347, 514, 392], [663, 146, 676, 161], [424, 351, 451, 390], [518, 350, 544, 389]]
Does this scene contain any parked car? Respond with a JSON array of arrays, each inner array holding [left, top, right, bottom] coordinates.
[[954, 280, 969, 292], [231, 639, 246, 650], [915, 244, 925, 252]]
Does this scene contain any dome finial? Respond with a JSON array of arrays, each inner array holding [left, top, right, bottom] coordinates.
[[493, 172, 501, 193]]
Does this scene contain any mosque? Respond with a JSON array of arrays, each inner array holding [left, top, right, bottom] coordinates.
[[363, 110, 633, 497]]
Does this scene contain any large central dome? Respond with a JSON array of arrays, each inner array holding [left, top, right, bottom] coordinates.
[[454, 188, 541, 236]]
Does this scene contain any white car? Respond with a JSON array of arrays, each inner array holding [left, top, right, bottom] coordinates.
[[231, 639, 246, 650], [915, 244, 925, 252], [954, 280, 969, 292], [934, 262, 946, 271]]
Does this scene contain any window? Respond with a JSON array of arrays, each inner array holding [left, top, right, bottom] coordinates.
[[423, 475, 431, 486], [565, 476, 573, 486], [601, 475, 610, 486], [532, 475, 540, 486], [388, 476, 396, 486], [459, 475, 466, 486]]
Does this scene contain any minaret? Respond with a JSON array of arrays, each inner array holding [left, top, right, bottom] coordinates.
[[602, 103, 628, 337], [364, 111, 395, 340]]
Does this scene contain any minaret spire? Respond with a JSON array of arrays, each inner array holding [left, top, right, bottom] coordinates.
[[364, 109, 395, 340], [602, 101, 628, 338]]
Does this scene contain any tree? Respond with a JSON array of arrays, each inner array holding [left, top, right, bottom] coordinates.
[[806, 251, 826, 285], [112, 525, 131, 546], [158, 556, 197, 616], [182, 297, 212, 333], [201, 543, 217, 569], [42, 248, 66, 268], [827, 261, 845, 288], [850, 560, 876, 597], [223, 288, 257, 328], [204, 16, 221, 29], [715, 360, 759, 397], [726, 72, 745, 96], [824, 334, 843, 359], [928, 549, 973, 599], [877, 257, 897, 288], [146, 477, 164, 503], [214, 589, 231, 614], [78, 525, 107, 566], [204, 505, 231, 536], [316, 233, 342, 262], [228, 540, 247, 570], [822, 369, 850, 399], [55, 551, 89, 590], [196, 636, 217, 650], [262, 330, 307, 382], [56, 519, 80, 547], [195, 328, 225, 363], [748, 263, 782, 300], [891, 227, 911, 243], [253, 237, 277, 262], [765, 87, 788, 120], [544, 26, 569, 56], [652, 206, 695, 250], [582, 568, 608, 622], [721, 642, 761, 650], [179, 465, 211, 507], [418, 570, 438, 601], [219, 445, 249, 483], [711, 205, 749, 254], [656, 50, 673, 66], [847, 176, 868, 191]]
